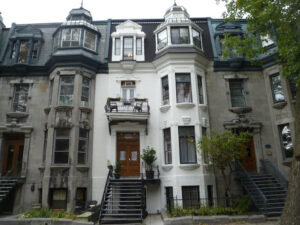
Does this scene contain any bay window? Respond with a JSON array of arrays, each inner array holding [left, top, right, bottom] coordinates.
[[176, 73, 192, 103], [179, 126, 197, 164], [54, 129, 70, 164], [83, 30, 97, 51], [62, 28, 81, 47], [161, 76, 169, 105], [157, 29, 168, 50], [81, 77, 90, 107], [59, 76, 74, 105], [171, 27, 189, 44]]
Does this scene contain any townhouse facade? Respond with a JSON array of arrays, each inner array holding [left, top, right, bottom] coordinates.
[[0, 3, 295, 220]]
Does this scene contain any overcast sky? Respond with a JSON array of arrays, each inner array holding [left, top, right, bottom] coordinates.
[[0, 0, 226, 27]]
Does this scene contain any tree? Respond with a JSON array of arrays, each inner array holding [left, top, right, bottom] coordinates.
[[199, 130, 251, 206], [218, 1, 300, 224]]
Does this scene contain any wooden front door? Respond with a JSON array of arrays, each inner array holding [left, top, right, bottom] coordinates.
[[240, 137, 257, 171], [2, 140, 24, 176], [117, 132, 140, 177]]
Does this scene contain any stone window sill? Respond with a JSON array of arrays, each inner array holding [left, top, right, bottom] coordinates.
[[176, 102, 195, 109], [161, 165, 173, 171], [272, 101, 287, 109], [55, 105, 74, 111], [6, 112, 29, 118], [79, 106, 92, 113], [229, 106, 252, 114], [179, 164, 200, 170], [76, 165, 89, 172], [198, 104, 208, 111], [160, 105, 171, 112]]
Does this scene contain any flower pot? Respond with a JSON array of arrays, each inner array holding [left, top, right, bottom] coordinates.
[[146, 170, 154, 179], [114, 173, 120, 179]]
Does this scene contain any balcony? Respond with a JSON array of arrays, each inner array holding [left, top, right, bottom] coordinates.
[[104, 98, 150, 135]]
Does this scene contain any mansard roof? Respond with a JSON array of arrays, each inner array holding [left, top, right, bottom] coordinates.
[[108, 18, 214, 62]]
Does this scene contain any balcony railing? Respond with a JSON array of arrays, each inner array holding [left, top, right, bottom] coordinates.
[[105, 98, 150, 114]]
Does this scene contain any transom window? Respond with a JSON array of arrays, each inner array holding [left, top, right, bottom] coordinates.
[[179, 126, 197, 164], [229, 79, 246, 107], [59, 76, 74, 105], [270, 74, 285, 103], [171, 27, 190, 44], [12, 84, 29, 112], [176, 74, 192, 103], [54, 129, 70, 164]]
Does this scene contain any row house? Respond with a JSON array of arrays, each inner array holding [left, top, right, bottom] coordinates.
[[0, 2, 294, 221]]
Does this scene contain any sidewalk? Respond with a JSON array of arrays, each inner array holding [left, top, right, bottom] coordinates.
[[144, 214, 163, 225]]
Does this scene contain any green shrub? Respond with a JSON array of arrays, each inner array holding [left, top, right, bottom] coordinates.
[[168, 206, 240, 217], [20, 208, 77, 219], [234, 195, 252, 214]]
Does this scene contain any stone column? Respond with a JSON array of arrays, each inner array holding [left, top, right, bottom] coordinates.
[[21, 130, 33, 177]]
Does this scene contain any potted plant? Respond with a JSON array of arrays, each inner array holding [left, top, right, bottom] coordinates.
[[114, 161, 121, 179], [141, 146, 157, 179]]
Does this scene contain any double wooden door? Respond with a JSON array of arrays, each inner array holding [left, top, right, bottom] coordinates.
[[117, 132, 140, 177], [2, 140, 24, 176]]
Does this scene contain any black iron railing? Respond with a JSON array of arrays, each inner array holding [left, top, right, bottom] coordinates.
[[235, 161, 267, 212], [105, 98, 150, 114], [140, 162, 160, 181], [260, 159, 289, 190], [91, 168, 112, 223]]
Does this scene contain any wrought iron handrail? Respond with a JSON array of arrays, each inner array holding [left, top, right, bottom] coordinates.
[[105, 98, 150, 114], [140, 162, 160, 180], [260, 159, 289, 190], [95, 167, 113, 223], [235, 161, 267, 210]]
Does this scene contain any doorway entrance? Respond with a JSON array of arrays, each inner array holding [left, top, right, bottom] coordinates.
[[2, 134, 24, 177], [116, 132, 140, 177], [240, 137, 257, 172]]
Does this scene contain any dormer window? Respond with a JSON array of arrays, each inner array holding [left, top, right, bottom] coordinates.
[[62, 28, 81, 47], [111, 20, 146, 62], [53, 27, 99, 52], [157, 29, 168, 50], [171, 27, 189, 44], [18, 40, 30, 63], [123, 37, 133, 60]]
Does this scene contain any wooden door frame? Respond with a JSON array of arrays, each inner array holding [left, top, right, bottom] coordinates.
[[2, 139, 24, 176]]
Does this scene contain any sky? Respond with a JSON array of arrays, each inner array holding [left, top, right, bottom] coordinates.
[[0, 0, 226, 27]]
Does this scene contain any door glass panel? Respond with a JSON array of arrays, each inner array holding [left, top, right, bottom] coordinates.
[[120, 151, 126, 160], [131, 151, 137, 161], [7, 145, 15, 170]]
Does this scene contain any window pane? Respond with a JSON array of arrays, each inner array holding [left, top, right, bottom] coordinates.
[[81, 77, 90, 107], [18, 40, 29, 63], [11, 41, 17, 59], [171, 27, 189, 44], [123, 37, 133, 60], [182, 186, 200, 209], [162, 76, 169, 105], [79, 129, 89, 138], [115, 38, 121, 55], [55, 139, 69, 151], [270, 74, 285, 102], [60, 85, 74, 95], [12, 84, 29, 112], [197, 76, 204, 104], [157, 29, 168, 50], [193, 29, 202, 49], [59, 76, 74, 105], [84, 30, 96, 51], [289, 77, 297, 100], [62, 29, 71, 47], [56, 129, 70, 137], [32, 41, 39, 59], [136, 38, 142, 55], [164, 128, 172, 164], [279, 124, 293, 159], [176, 74, 192, 103], [54, 152, 69, 164], [71, 28, 81, 47], [229, 79, 246, 107], [179, 127, 196, 164]]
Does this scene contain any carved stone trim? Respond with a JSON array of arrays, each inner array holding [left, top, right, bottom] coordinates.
[[6, 112, 29, 118], [229, 107, 252, 114]]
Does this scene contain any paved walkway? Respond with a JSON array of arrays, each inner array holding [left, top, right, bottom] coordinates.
[[144, 214, 163, 225]]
